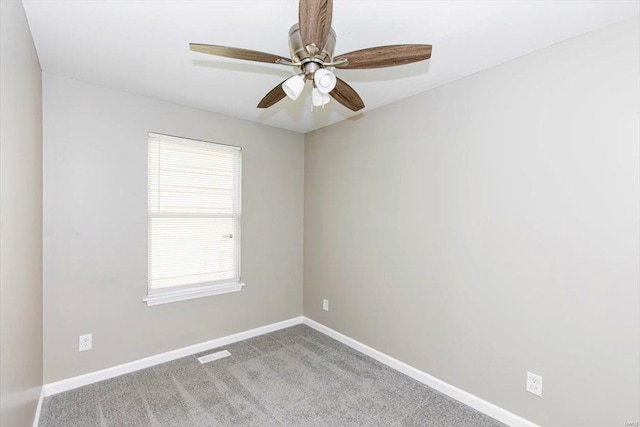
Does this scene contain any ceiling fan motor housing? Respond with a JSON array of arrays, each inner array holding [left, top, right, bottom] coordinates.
[[288, 24, 336, 77]]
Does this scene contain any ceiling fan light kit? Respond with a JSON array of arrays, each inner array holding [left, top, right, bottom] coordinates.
[[190, 0, 432, 112]]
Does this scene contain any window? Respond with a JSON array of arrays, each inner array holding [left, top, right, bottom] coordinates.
[[144, 133, 243, 306]]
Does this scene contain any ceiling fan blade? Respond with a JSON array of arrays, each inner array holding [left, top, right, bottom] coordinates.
[[334, 44, 432, 69], [257, 80, 288, 109], [190, 44, 290, 65], [299, 0, 333, 54], [330, 77, 365, 112]]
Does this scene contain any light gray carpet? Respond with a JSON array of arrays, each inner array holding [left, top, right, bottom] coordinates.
[[39, 325, 506, 426]]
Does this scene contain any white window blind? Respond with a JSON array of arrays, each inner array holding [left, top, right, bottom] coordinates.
[[148, 133, 241, 295]]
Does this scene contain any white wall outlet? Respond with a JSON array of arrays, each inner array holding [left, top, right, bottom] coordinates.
[[322, 299, 329, 311], [79, 333, 92, 352], [526, 371, 543, 396]]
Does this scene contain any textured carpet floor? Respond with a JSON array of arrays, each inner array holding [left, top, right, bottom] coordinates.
[[39, 325, 506, 426]]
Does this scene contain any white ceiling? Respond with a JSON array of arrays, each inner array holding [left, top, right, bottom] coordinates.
[[23, 0, 639, 133]]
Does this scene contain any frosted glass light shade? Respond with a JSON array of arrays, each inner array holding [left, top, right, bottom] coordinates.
[[314, 69, 337, 94], [282, 75, 305, 100], [312, 88, 331, 107]]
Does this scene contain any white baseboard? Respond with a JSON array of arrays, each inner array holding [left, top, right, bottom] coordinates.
[[303, 317, 539, 427], [43, 316, 304, 397], [42, 314, 537, 427], [33, 386, 44, 427]]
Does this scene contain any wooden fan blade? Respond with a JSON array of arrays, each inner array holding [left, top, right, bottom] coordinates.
[[330, 77, 365, 111], [334, 44, 432, 69], [299, 0, 333, 54], [190, 44, 290, 64], [257, 80, 288, 109]]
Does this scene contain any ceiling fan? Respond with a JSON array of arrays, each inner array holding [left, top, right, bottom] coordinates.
[[190, 0, 432, 112]]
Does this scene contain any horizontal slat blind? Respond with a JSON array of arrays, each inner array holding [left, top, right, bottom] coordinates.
[[148, 133, 241, 291]]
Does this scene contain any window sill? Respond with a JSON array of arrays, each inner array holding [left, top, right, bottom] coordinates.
[[143, 281, 244, 306]]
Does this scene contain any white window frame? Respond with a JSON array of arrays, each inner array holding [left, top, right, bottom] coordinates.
[[144, 132, 244, 306]]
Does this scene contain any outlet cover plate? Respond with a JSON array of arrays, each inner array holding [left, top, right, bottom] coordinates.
[[322, 299, 329, 311], [79, 334, 92, 352], [526, 371, 543, 396]]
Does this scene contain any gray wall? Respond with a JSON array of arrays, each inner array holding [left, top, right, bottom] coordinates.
[[0, 1, 44, 425], [43, 74, 304, 383], [304, 17, 639, 427]]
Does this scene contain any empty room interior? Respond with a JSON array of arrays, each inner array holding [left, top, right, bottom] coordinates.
[[1, 1, 639, 426]]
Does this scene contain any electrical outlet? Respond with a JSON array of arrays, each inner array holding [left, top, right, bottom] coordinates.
[[322, 299, 329, 311], [526, 372, 543, 397], [79, 334, 92, 352]]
